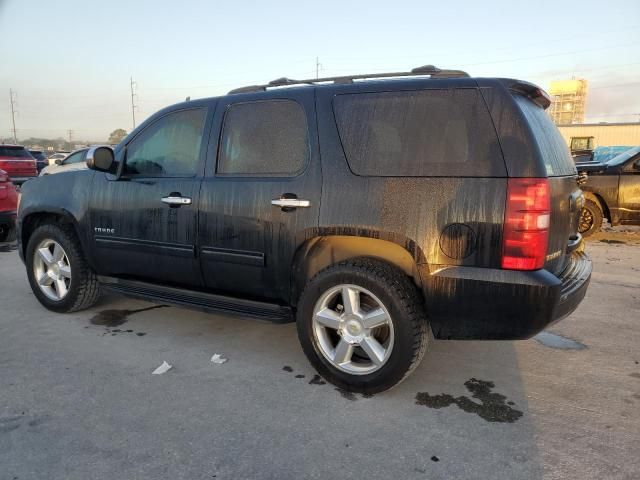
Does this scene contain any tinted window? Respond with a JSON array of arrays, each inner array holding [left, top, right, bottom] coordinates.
[[0, 146, 33, 158], [514, 95, 576, 177], [218, 100, 309, 175], [333, 89, 504, 177], [63, 151, 86, 164], [125, 108, 206, 176]]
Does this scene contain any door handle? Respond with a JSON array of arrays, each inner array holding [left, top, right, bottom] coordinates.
[[271, 198, 311, 208], [161, 195, 192, 206]]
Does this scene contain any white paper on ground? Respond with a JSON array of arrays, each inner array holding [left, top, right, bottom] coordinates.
[[210, 354, 227, 364], [152, 361, 172, 374]]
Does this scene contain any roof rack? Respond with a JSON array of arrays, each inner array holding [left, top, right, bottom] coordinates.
[[228, 64, 470, 94]]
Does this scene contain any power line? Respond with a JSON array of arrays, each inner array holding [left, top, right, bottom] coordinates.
[[9, 89, 18, 143], [130, 77, 138, 129]]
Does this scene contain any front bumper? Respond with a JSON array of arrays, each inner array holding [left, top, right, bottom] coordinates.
[[424, 251, 592, 340]]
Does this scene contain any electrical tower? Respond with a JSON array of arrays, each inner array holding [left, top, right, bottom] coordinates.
[[67, 130, 74, 149], [9, 89, 18, 144], [315, 57, 322, 80], [130, 77, 138, 129]]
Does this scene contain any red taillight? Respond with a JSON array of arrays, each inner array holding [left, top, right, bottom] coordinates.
[[502, 178, 550, 271]]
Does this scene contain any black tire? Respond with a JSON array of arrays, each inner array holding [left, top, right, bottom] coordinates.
[[579, 199, 603, 237], [296, 258, 429, 394], [26, 223, 100, 313], [0, 224, 15, 243]]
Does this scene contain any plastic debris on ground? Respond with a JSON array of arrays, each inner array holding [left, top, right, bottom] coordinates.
[[152, 361, 172, 375], [211, 354, 227, 364]]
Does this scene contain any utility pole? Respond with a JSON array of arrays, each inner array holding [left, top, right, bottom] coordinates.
[[130, 77, 137, 130], [67, 129, 74, 149], [315, 57, 322, 80], [9, 89, 18, 144]]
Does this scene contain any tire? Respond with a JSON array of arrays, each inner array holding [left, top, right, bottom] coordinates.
[[296, 258, 429, 394], [26, 223, 100, 313], [0, 224, 15, 243], [579, 199, 603, 237]]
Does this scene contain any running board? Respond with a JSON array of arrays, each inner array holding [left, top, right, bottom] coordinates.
[[97, 276, 294, 324]]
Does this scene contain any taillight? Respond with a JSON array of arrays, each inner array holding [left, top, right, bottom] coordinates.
[[502, 178, 550, 271]]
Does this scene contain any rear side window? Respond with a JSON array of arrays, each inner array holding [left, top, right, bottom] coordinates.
[[217, 100, 309, 176], [514, 95, 576, 177], [333, 89, 505, 177], [0, 146, 33, 158]]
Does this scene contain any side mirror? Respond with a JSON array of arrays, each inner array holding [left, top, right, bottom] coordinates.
[[54, 158, 63, 165], [86, 146, 115, 173]]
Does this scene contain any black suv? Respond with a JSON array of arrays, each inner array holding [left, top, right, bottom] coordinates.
[[17, 66, 592, 393]]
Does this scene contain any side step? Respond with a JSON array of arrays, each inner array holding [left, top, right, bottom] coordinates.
[[98, 276, 294, 324]]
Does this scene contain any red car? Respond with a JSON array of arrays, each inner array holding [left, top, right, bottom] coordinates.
[[0, 169, 19, 242], [0, 145, 38, 185]]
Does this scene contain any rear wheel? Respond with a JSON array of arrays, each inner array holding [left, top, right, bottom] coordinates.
[[26, 223, 100, 312], [296, 258, 429, 393], [579, 199, 603, 237]]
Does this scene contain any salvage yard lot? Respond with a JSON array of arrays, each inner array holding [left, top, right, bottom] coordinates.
[[1, 231, 639, 480]]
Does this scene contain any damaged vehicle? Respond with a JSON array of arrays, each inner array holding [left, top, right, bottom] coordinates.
[[577, 146, 640, 236], [17, 65, 591, 392]]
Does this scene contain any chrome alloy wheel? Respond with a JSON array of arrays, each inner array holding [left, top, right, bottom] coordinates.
[[312, 284, 394, 375], [33, 239, 72, 301]]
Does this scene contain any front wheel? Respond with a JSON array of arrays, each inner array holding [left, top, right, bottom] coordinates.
[[26, 223, 100, 312], [296, 259, 429, 394]]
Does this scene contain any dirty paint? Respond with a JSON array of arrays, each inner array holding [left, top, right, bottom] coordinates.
[[534, 331, 586, 350], [90, 305, 167, 328], [415, 378, 523, 423]]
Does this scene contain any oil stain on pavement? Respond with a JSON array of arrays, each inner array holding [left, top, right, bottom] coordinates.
[[415, 378, 523, 423], [534, 331, 586, 350], [90, 305, 168, 328]]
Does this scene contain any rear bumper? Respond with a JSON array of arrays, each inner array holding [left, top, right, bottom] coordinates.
[[0, 210, 16, 238], [424, 251, 592, 340]]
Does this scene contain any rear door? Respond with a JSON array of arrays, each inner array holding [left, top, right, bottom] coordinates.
[[89, 105, 211, 287], [512, 94, 581, 274], [198, 90, 321, 302]]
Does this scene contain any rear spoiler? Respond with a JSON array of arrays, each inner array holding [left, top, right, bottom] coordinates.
[[500, 79, 552, 109]]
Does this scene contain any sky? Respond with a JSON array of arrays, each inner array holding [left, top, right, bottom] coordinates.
[[1, 0, 639, 141]]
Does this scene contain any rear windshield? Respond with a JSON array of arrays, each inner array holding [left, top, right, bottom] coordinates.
[[514, 95, 576, 177], [0, 146, 33, 159], [333, 88, 506, 177]]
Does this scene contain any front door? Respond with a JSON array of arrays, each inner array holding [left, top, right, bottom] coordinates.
[[619, 156, 640, 223], [89, 106, 211, 287], [198, 90, 321, 302]]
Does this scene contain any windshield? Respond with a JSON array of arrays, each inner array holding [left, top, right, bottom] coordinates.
[[592, 146, 635, 163]]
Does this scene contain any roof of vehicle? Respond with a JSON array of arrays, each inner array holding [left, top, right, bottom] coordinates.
[[0, 144, 27, 149], [227, 65, 470, 94]]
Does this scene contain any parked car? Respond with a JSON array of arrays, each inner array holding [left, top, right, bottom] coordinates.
[[576, 146, 640, 236], [0, 145, 38, 185], [17, 66, 592, 393], [46, 152, 69, 165], [40, 148, 89, 176], [0, 169, 19, 243], [29, 150, 49, 173]]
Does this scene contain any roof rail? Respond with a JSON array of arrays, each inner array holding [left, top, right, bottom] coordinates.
[[228, 65, 470, 94]]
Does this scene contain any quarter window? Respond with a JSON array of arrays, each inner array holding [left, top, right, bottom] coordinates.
[[125, 108, 206, 176], [217, 100, 309, 175], [333, 89, 505, 177]]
